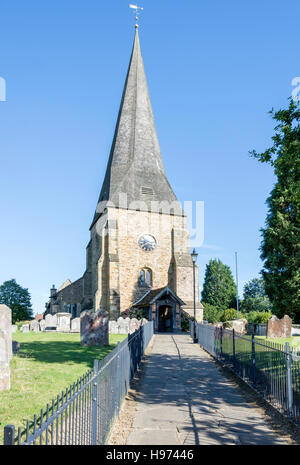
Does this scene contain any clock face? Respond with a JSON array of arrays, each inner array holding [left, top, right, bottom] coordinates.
[[138, 234, 157, 252]]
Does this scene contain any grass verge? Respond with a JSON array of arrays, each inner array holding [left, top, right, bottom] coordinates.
[[0, 331, 127, 444]]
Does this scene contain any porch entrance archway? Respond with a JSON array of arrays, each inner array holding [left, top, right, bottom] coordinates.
[[158, 305, 173, 332]]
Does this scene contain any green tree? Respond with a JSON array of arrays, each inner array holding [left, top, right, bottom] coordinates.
[[201, 259, 237, 310], [250, 99, 300, 322], [0, 279, 33, 323], [241, 278, 272, 313], [202, 303, 223, 324], [220, 308, 244, 322], [244, 310, 272, 324]]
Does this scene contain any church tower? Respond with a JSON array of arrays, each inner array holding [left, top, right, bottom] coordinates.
[[84, 27, 202, 323], [46, 26, 203, 329]]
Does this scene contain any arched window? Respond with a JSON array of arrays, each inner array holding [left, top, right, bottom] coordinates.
[[138, 268, 152, 287], [145, 269, 152, 286], [139, 270, 145, 286]]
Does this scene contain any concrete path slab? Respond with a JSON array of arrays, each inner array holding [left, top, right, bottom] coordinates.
[[126, 333, 288, 445]]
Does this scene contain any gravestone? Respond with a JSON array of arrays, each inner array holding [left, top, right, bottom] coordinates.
[[129, 318, 141, 335], [45, 314, 57, 330], [80, 310, 109, 346], [267, 315, 292, 338], [12, 325, 18, 333], [0, 304, 12, 391], [71, 318, 80, 333], [21, 324, 29, 333], [109, 317, 148, 335], [56, 313, 71, 332], [30, 320, 40, 332], [224, 319, 248, 335], [39, 320, 46, 332], [118, 317, 130, 334], [109, 320, 119, 334]]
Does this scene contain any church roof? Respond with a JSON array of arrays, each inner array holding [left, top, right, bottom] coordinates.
[[91, 29, 183, 229]]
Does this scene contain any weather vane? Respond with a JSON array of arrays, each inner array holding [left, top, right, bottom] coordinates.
[[129, 3, 144, 28]]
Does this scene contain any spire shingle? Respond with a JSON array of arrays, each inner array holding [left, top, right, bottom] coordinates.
[[91, 30, 182, 228]]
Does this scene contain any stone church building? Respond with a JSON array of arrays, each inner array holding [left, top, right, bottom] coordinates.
[[45, 28, 203, 331]]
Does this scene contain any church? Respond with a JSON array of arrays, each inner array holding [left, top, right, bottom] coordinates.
[[45, 26, 203, 331]]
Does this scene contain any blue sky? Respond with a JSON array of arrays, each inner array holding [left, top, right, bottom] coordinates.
[[0, 0, 299, 314]]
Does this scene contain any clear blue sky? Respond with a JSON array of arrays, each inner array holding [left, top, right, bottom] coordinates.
[[0, 0, 299, 315]]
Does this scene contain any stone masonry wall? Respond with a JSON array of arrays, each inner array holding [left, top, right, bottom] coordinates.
[[92, 207, 201, 317]]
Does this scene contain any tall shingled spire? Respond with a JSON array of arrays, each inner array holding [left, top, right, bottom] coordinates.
[[91, 29, 182, 229]]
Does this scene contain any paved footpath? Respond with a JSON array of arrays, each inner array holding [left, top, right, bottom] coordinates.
[[126, 333, 288, 445]]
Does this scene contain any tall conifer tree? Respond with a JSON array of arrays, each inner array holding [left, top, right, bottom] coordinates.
[[201, 259, 237, 310], [250, 99, 300, 321]]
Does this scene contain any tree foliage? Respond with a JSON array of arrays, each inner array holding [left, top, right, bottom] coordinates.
[[0, 279, 33, 323], [220, 308, 244, 322], [245, 310, 273, 324], [241, 278, 272, 313], [202, 303, 223, 324], [201, 259, 237, 310], [250, 99, 300, 322]]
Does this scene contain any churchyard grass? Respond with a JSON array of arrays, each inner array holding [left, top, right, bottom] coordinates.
[[255, 336, 300, 350], [0, 331, 127, 444]]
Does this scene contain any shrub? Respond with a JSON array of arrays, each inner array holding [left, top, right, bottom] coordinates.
[[16, 320, 30, 330], [243, 311, 272, 324], [244, 311, 259, 324], [254, 311, 272, 324], [181, 312, 190, 332], [203, 303, 223, 324], [220, 308, 244, 322], [120, 308, 147, 320]]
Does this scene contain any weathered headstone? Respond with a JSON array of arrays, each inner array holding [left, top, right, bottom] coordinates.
[[109, 320, 119, 334], [12, 325, 18, 333], [129, 318, 141, 335], [118, 317, 130, 334], [224, 319, 248, 335], [56, 313, 71, 332], [39, 320, 46, 332], [267, 315, 292, 338], [109, 317, 148, 335], [0, 304, 12, 391], [45, 314, 57, 330], [124, 317, 131, 330], [30, 320, 40, 332], [80, 310, 109, 346], [71, 318, 80, 333], [21, 324, 29, 333]]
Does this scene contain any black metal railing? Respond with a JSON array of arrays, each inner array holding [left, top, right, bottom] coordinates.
[[193, 323, 300, 427], [4, 321, 154, 445]]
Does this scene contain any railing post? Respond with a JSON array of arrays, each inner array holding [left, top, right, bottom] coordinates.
[[92, 359, 99, 445], [116, 342, 121, 416], [286, 342, 293, 419], [4, 425, 15, 445], [251, 334, 256, 388], [232, 329, 236, 370]]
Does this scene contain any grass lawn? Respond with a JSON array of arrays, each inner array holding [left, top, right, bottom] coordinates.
[[255, 336, 300, 350], [0, 331, 127, 444]]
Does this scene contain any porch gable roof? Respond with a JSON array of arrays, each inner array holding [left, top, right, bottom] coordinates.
[[133, 286, 185, 308]]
